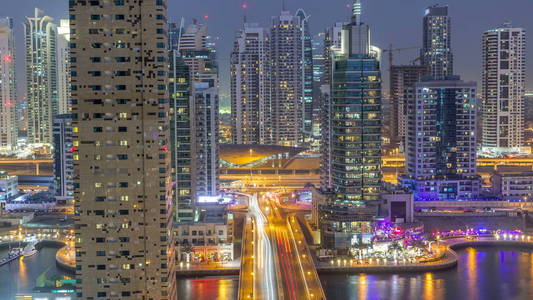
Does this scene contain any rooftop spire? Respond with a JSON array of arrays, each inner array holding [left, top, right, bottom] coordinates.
[[352, 0, 361, 24]]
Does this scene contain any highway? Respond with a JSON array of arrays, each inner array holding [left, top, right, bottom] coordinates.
[[239, 194, 278, 300]]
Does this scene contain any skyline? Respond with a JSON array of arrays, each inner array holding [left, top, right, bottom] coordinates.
[[3, 0, 533, 108]]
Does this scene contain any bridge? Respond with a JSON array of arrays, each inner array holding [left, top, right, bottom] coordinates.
[[238, 193, 325, 300]]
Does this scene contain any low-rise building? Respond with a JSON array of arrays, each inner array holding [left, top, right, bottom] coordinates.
[[174, 204, 234, 263], [0, 171, 18, 201], [381, 183, 414, 223], [492, 172, 533, 201]]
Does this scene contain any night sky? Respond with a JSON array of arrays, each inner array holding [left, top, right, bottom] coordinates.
[[5, 0, 533, 107]]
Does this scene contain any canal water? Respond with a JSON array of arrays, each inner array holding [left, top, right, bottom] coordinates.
[[1, 246, 532, 299], [177, 246, 533, 300], [0, 246, 72, 299]]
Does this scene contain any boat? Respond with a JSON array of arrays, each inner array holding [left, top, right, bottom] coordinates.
[[22, 243, 38, 257]]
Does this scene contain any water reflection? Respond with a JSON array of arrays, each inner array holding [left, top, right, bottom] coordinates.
[[177, 276, 239, 300], [320, 247, 533, 300]]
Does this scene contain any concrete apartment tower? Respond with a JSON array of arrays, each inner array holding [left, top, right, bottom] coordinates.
[[70, 0, 175, 298], [24, 8, 58, 144], [403, 77, 480, 200], [482, 25, 526, 151], [270, 10, 304, 146], [0, 17, 17, 150], [230, 23, 270, 145], [57, 19, 71, 115]]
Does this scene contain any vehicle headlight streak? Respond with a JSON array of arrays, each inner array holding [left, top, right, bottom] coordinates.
[[250, 194, 277, 300]]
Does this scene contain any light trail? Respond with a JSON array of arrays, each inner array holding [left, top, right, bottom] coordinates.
[[249, 193, 277, 300]]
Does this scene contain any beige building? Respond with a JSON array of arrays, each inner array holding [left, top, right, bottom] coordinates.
[[71, 0, 175, 299], [175, 205, 234, 263]]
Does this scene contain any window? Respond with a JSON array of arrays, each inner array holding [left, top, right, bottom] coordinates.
[[115, 14, 125, 20], [89, 29, 99, 34], [116, 85, 126, 90], [117, 154, 128, 160], [90, 15, 100, 20], [89, 57, 101, 63], [119, 182, 128, 188], [91, 42, 102, 48], [156, 42, 165, 48], [120, 196, 129, 202], [96, 265, 106, 270], [114, 0, 125, 5], [93, 127, 103, 132], [118, 127, 127, 132], [119, 210, 129, 215], [96, 251, 105, 256]]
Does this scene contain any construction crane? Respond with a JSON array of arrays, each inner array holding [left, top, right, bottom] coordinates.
[[382, 44, 422, 72]]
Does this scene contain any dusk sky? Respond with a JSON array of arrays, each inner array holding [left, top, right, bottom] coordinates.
[[5, 0, 533, 107]]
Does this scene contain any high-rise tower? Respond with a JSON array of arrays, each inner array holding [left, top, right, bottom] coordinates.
[[230, 23, 270, 145], [25, 8, 57, 144], [330, 0, 382, 205], [482, 25, 526, 151], [270, 11, 303, 146], [403, 77, 480, 200], [0, 17, 17, 150], [421, 5, 453, 80], [57, 19, 71, 115], [296, 9, 314, 145], [71, 0, 175, 298]]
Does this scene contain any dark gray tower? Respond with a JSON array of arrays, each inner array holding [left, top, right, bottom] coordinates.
[[421, 5, 453, 79]]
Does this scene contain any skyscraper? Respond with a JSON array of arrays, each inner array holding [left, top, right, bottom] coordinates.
[[25, 8, 57, 144], [320, 22, 345, 191], [57, 19, 71, 115], [482, 25, 526, 151], [169, 23, 194, 223], [318, 0, 380, 250], [296, 9, 314, 144], [403, 77, 480, 200], [389, 65, 429, 147], [192, 82, 220, 198], [178, 21, 219, 200], [230, 23, 270, 145], [71, 0, 175, 298], [421, 5, 453, 80], [0, 17, 17, 150], [270, 11, 303, 146], [329, 0, 382, 205], [52, 114, 73, 197]]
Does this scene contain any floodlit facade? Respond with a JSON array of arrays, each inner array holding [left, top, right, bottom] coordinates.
[[70, 0, 175, 298], [421, 5, 453, 80], [0, 17, 17, 150], [25, 8, 58, 144], [482, 25, 526, 151], [230, 23, 270, 144], [403, 77, 480, 200], [57, 19, 71, 115], [270, 11, 303, 146]]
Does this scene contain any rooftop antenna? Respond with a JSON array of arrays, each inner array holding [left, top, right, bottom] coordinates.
[[352, 0, 361, 24], [282, 0, 286, 11], [242, 3, 248, 24]]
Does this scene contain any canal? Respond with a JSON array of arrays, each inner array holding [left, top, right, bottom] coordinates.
[[1, 246, 532, 299], [177, 246, 533, 300]]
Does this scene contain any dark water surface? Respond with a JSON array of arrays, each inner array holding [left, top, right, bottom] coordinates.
[[177, 246, 533, 300], [0, 246, 72, 299], [1, 246, 531, 299]]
